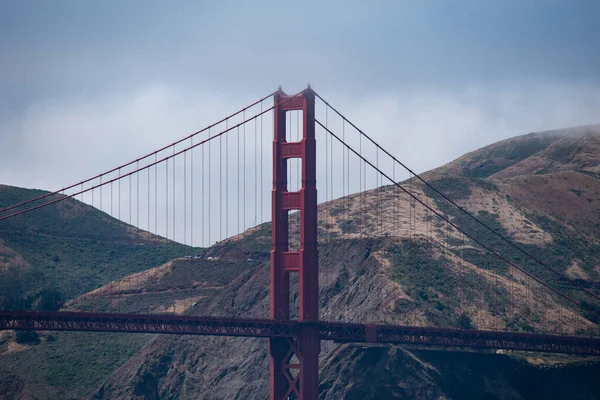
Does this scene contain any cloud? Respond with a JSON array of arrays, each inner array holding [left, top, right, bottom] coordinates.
[[2, 1, 599, 106], [1, 83, 599, 246], [329, 83, 600, 179], [0, 86, 243, 189]]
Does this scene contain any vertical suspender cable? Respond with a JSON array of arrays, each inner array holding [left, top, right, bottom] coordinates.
[[99, 176, 104, 312], [184, 149, 188, 310], [376, 148, 380, 235], [166, 153, 169, 307], [325, 106, 330, 294], [346, 121, 350, 238], [90, 183, 95, 311], [226, 119, 229, 238], [117, 173, 121, 312], [128, 173, 132, 294], [110, 183, 113, 307], [136, 162, 140, 298], [147, 163, 151, 314], [393, 163, 397, 237], [325, 107, 329, 243], [136, 162, 139, 229], [358, 118, 362, 240], [154, 156, 158, 286], [184, 151, 187, 247], [243, 112, 246, 237], [154, 154, 157, 239], [191, 138, 194, 309], [331, 116, 334, 237], [359, 120, 363, 241], [100, 175, 104, 311], [220, 122, 223, 242], [393, 163, 397, 323], [208, 128, 211, 246], [166, 158, 169, 240], [342, 120, 346, 240], [255, 116, 258, 226], [201, 138, 204, 248], [173, 146, 176, 246], [238, 125, 241, 236], [260, 101, 264, 224], [191, 138, 194, 249], [173, 147, 177, 312]]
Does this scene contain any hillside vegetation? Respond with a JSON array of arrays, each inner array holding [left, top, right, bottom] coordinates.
[[0, 185, 189, 308]]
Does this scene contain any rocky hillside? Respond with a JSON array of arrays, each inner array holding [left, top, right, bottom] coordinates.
[[2, 125, 600, 399], [88, 125, 600, 399]]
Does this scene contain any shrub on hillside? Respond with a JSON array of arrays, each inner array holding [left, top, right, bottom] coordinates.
[[15, 330, 40, 345]]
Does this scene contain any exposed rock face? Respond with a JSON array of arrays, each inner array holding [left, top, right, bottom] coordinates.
[[90, 233, 599, 399]]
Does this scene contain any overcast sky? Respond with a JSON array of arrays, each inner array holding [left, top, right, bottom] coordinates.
[[1, 1, 599, 245]]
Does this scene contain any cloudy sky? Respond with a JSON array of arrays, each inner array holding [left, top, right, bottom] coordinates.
[[1, 1, 599, 245]]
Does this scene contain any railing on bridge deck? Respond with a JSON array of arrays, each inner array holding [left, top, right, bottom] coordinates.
[[2, 310, 600, 356]]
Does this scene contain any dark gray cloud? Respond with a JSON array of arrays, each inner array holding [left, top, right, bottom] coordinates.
[[2, 0, 599, 101]]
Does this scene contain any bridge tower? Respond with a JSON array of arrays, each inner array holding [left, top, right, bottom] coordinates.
[[270, 87, 319, 399]]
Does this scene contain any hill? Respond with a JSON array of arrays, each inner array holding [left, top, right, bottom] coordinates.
[[89, 125, 600, 399], [0, 257, 252, 399], [0, 186, 191, 399], [2, 125, 600, 399], [0, 185, 190, 306]]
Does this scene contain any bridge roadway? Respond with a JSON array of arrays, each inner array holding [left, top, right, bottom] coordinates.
[[2, 311, 600, 356]]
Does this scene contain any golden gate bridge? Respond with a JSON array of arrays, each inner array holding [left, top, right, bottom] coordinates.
[[1, 87, 599, 399]]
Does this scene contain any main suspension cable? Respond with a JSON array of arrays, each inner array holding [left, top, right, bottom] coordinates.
[[0, 91, 279, 216], [0, 90, 308, 222], [316, 119, 600, 321], [314, 92, 600, 303]]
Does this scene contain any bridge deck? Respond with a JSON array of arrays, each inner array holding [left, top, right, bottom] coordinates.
[[2, 311, 600, 356]]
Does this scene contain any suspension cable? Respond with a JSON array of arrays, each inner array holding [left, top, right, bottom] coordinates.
[[0, 91, 279, 216], [314, 92, 600, 303], [0, 90, 308, 222], [316, 119, 600, 321]]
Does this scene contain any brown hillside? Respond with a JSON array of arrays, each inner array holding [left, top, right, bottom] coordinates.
[[89, 126, 600, 399]]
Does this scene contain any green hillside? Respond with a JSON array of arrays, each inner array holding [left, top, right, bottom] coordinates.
[[0, 184, 190, 310], [0, 185, 197, 399]]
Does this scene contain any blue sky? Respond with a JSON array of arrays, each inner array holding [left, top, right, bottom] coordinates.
[[1, 1, 599, 243]]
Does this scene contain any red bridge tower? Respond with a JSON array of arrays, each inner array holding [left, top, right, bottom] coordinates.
[[270, 87, 319, 399]]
